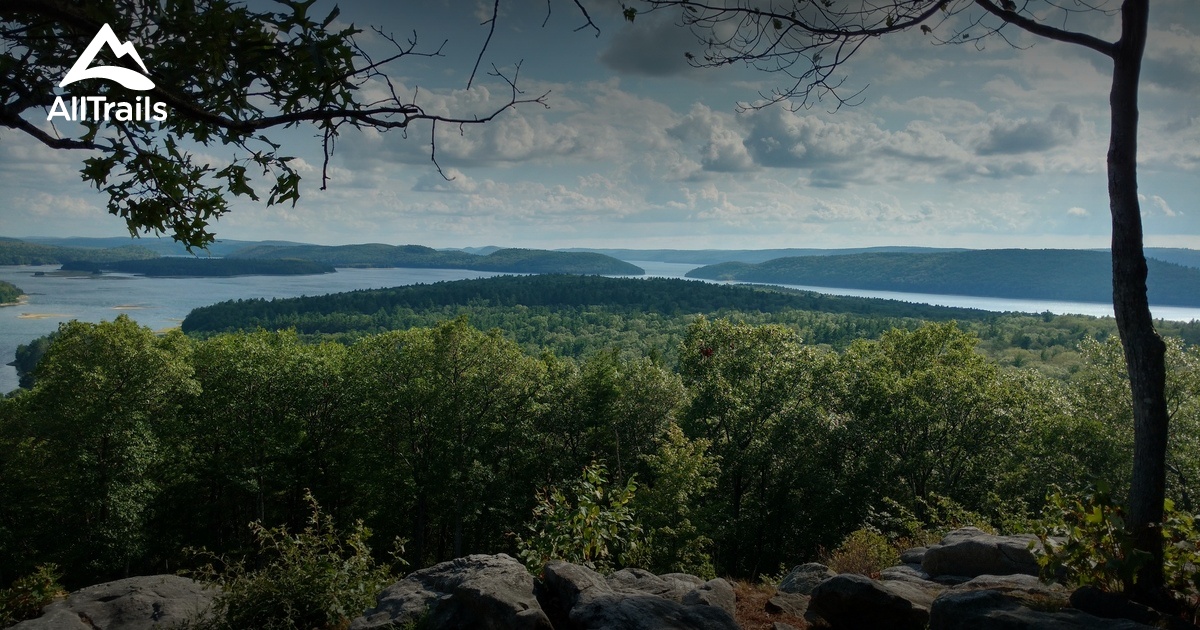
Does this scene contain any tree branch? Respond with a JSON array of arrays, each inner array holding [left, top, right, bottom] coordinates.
[[973, 0, 1115, 57]]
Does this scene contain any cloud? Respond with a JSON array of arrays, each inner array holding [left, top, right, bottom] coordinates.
[[667, 104, 756, 173], [413, 168, 478, 193], [1067, 206, 1090, 217], [976, 104, 1083, 155], [599, 12, 700, 77]]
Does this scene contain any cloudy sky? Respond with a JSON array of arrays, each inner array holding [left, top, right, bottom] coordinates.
[[2, 0, 1198, 250]]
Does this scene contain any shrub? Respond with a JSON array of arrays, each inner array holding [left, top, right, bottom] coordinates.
[[516, 462, 643, 574], [187, 492, 398, 630], [0, 564, 64, 626], [822, 529, 899, 578]]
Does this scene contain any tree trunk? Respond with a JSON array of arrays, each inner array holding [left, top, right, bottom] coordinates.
[[1107, 0, 1167, 601]]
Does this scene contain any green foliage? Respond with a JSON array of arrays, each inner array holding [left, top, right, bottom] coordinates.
[[1035, 483, 1150, 592], [0, 564, 64, 627], [0, 280, 22, 304], [517, 463, 643, 574], [634, 423, 718, 579], [823, 529, 900, 578], [0, 240, 158, 265], [188, 493, 397, 630]]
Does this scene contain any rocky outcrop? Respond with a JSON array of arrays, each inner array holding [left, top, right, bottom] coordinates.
[[929, 588, 1156, 629], [777, 562, 837, 595], [805, 573, 930, 630], [922, 527, 1041, 578], [350, 554, 552, 630], [347, 555, 736, 630], [539, 561, 739, 630], [8, 575, 215, 630]]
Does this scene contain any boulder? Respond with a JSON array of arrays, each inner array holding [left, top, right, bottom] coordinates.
[[1069, 586, 1199, 630], [922, 527, 1041, 578], [929, 588, 1156, 629], [900, 547, 928, 564], [772, 623, 802, 630], [682, 579, 737, 618], [765, 592, 809, 617], [879, 563, 936, 585], [350, 553, 552, 630], [539, 562, 738, 630], [777, 562, 837, 595], [10, 575, 215, 630], [805, 573, 928, 630]]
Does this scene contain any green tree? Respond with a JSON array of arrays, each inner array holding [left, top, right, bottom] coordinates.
[[1, 0, 546, 247], [7, 316, 197, 583], [172, 330, 352, 558], [631, 0, 1169, 599], [678, 317, 835, 575], [346, 318, 544, 566]]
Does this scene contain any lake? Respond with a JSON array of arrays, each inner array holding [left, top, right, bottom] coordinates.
[[3, 261, 1198, 394]]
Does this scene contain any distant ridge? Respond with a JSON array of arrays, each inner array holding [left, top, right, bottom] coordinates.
[[228, 243, 644, 276], [559, 246, 962, 265], [686, 249, 1200, 307]]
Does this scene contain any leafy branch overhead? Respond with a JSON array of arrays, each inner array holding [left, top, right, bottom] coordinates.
[[0, 0, 550, 248]]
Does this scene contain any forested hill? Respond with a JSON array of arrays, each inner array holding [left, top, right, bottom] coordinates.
[[0, 280, 23, 304], [61, 258, 335, 277], [561, 246, 964, 265], [229, 243, 643, 275], [0, 238, 158, 265], [181, 274, 993, 335], [687, 249, 1200, 307]]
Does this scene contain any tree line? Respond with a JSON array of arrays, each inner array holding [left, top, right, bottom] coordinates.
[[3, 314, 1198, 590]]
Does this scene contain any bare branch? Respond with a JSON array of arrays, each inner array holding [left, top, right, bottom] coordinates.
[[469, 0, 501, 90], [973, 0, 1116, 57]]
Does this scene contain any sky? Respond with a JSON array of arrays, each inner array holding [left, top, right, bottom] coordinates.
[[2, 0, 1198, 250]]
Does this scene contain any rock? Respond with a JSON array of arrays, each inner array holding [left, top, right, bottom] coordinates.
[[765, 592, 809, 617], [539, 562, 738, 630], [772, 623, 802, 630], [1069, 586, 1199, 630], [901, 547, 928, 564], [606, 568, 697, 602], [682, 579, 736, 617], [10, 575, 215, 630], [879, 563, 935, 584], [929, 588, 1156, 629], [777, 562, 837, 595], [350, 553, 552, 630], [922, 527, 1041, 578], [805, 573, 928, 630]]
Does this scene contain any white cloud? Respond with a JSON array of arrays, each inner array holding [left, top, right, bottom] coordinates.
[[1067, 206, 1090, 217]]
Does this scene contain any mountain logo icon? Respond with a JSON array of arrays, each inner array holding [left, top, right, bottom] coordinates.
[[60, 23, 155, 91]]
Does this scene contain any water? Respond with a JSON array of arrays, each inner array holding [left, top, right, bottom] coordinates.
[[0, 266, 504, 394], [3, 262, 1198, 395]]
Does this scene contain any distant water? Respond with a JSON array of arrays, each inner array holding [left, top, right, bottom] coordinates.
[[630, 261, 1200, 321], [2, 263, 1198, 395]]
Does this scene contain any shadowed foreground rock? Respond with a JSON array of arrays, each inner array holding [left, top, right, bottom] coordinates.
[[350, 554, 552, 630], [8, 575, 215, 630]]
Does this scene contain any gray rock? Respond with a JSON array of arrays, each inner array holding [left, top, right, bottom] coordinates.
[[901, 547, 928, 564], [350, 553, 551, 630], [929, 588, 1156, 629], [805, 573, 928, 630], [777, 562, 837, 595], [922, 527, 1041, 578], [606, 568, 697, 602], [1069, 586, 1198, 630], [539, 562, 738, 630], [10, 575, 215, 630], [879, 563, 935, 584], [765, 592, 809, 617], [772, 623, 802, 630], [682, 579, 736, 617]]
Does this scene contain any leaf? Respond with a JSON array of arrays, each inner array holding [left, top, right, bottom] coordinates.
[[920, 25, 932, 34], [322, 5, 340, 28], [623, 6, 637, 22]]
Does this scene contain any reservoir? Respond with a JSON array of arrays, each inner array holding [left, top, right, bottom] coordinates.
[[3, 262, 1198, 394]]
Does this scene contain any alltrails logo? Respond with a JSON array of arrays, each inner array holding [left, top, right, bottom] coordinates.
[[48, 23, 167, 122]]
